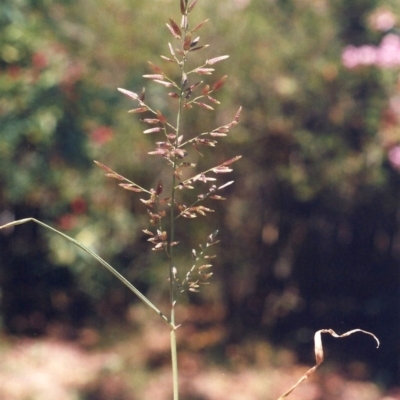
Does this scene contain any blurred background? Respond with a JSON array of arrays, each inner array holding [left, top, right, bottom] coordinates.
[[0, 0, 399, 399]]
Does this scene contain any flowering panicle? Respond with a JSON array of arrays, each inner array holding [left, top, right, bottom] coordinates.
[[95, 0, 241, 291]]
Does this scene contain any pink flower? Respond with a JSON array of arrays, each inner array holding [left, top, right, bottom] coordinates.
[[341, 45, 377, 68], [369, 9, 397, 32], [342, 34, 400, 69], [376, 34, 400, 67], [388, 146, 400, 169]]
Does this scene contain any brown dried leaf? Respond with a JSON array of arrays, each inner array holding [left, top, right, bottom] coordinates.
[[277, 329, 379, 400]]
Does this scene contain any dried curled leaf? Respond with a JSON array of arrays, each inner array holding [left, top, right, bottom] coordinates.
[[277, 329, 379, 400]]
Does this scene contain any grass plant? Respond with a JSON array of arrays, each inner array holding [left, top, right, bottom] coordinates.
[[1, 1, 241, 398], [0, 1, 380, 399]]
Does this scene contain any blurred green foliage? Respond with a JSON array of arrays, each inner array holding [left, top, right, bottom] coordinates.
[[0, 0, 399, 384]]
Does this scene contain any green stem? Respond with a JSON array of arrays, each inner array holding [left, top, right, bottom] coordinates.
[[169, 8, 192, 399], [169, 57, 183, 400]]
